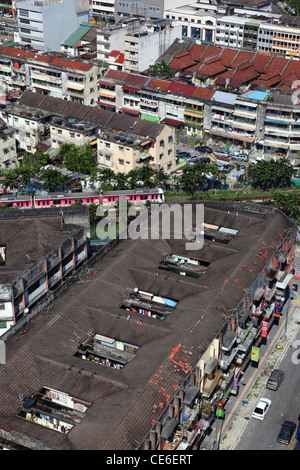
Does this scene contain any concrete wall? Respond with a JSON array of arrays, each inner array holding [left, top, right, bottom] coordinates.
[[137, 26, 181, 72]]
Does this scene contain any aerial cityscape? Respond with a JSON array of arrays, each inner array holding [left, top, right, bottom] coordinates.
[[0, 0, 299, 455]]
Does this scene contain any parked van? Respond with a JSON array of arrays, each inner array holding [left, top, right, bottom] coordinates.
[[266, 369, 285, 391], [232, 154, 248, 162]]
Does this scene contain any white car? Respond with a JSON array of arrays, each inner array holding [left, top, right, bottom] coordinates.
[[252, 398, 271, 420]]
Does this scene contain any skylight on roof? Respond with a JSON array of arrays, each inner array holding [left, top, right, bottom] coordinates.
[[76, 333, 139, 370], [122, 289, 177, 320], [17, 387, 91, 434]]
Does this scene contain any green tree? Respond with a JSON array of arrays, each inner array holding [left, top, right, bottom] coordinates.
[[127, 169, 140, 189], [98, 168, 115, 189], [137, 165, 156, 187], [270, 192, 300, 220], [285, 0, 300, 14], [115, 172, 128, 190], [250, 159, 296, 191], [58, 143, 96, 174], [148, 60, 175, 79], [180, 163, 211, 195], [153, 169, 169, 187], [41, 169, 72, 192]]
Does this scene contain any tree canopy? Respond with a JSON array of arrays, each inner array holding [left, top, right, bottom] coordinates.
[[147, 60, 175, 79], [249, 158, 296, 191]]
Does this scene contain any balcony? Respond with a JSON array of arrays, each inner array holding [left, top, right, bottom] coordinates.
[[264, 126, 290, 136], [202, 369, 222, 398]]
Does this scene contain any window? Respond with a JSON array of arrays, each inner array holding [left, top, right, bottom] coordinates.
[[19, 9, 29, 17]]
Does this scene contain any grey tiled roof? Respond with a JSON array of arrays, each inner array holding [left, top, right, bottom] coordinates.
[[0, 203, 294, 450]]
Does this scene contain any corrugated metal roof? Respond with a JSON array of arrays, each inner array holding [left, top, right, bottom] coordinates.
[[61, 22, 92, 47]]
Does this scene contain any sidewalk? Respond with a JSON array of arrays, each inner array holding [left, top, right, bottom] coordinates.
[[200, 297, 300, 450]]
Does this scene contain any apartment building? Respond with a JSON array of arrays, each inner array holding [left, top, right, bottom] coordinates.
[[0, 209, 88, 337], [98, 68, 214, 137], [8, 90, 176, 173], [15, 0, 90, 52], [50, 116, 99, 149], [3, 103, 52, 153], [97, 16, 181, 73], [0, 118, 18, 170], [97, 114, 175, 173], [91, 0, 115, 22], [0, 45, 102, 105]]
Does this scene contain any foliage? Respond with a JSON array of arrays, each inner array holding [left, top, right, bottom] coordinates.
[[58, 143, 96, 174], [147, 60, 175, 79], [249, 159, 296, 191], [267, 192, 300, 220], [285, 0, 300, 14], [41, 169, 72, 193], [179, 163, 220, 194]]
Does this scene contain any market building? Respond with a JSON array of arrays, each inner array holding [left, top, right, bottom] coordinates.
[[0, 200, 296, 450]]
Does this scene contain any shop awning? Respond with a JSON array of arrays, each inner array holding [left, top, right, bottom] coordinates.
[[161, 418, 178, 439], [120, 107, 140, 115], [98, 80, 115, 87], [161, 118, 183, 126], [253, 287, 264, 301], [276, 273, 293, 290], [122, 86, 140, 92], [140, 153, 151, 160], [183, 385, 199, 405], [140, 139, 152, 147], [98, 101, 115, 108]]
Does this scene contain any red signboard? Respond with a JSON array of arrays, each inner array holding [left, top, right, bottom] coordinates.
[[261, 321, 268, 338]]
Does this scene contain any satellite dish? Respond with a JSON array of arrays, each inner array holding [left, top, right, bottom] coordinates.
[[134, 287, 139, 293], [24, 308, 29, 314], [174, 257, 178, 263]]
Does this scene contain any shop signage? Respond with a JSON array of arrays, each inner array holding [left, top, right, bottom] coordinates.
[[251, 346, 259, 362], [261, 321, 268, 338]]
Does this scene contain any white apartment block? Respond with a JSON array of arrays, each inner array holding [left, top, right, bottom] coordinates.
[[91, 0, 115, 22], [0, 120, 18, 170], [164, 4, 217, 43], [97, 17, 181, 73], [15, 0, 90, 52]]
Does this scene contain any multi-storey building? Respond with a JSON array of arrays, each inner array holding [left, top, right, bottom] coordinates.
[[164, 4, 217, 43], [4, 90, 177, 173], [60, 22, 98, 57], [0, 45, 102, 105], [0, 118, 18, 170], [98, 68, 215, 138], [15, 0, 90, 52], [0, 208, 88, 337], [91, 0, 115, 23], [4, 103, 52, 153], [0, 199, 296, 450], [97, 16, 181, 73]]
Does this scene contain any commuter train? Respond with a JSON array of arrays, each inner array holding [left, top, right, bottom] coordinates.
[[0, 187, 165, 209]]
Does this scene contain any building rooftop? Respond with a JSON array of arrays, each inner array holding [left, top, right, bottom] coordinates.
[[61, 22, 94, 48], [0, 215, 76, 284], [0, 201, 294, 450]]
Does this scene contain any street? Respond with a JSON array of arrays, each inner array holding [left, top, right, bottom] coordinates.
[[233, 325, 300, 450], [200, 258, 300, 451]]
